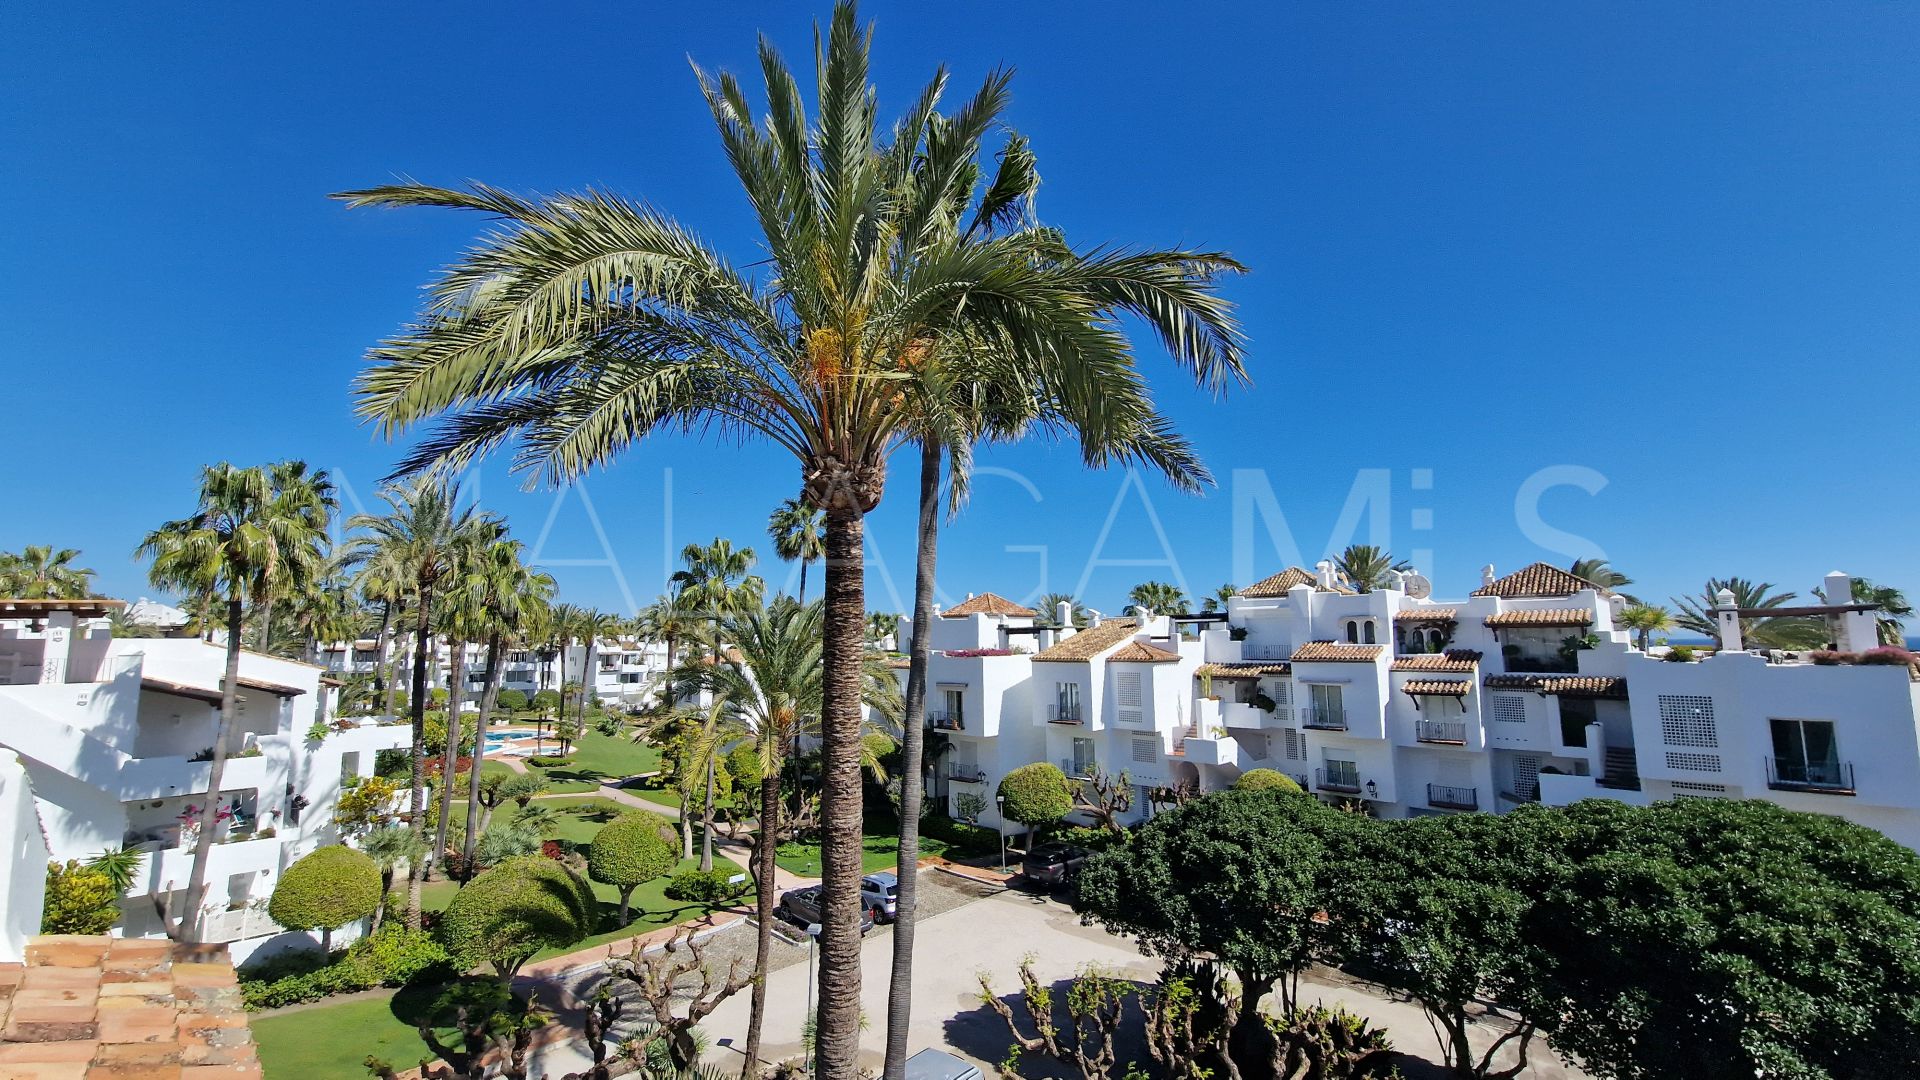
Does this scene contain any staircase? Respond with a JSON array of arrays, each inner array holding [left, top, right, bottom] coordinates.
[[1599, 746, 1641, 791]]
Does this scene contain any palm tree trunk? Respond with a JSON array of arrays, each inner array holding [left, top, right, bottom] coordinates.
[[466, 630, 505, 877], [373, 601, 392, 693], [815, 503, 867, 1080], [385, 601, 406, 718], [579, 638, 595, 736], [884, 440, 940, 1079], [700, 755, 716, 873], [180, 594, 246, 940], [798, 559, 809, 607], [741, 759, 782, 1078], [404, 593, 432, 929], [432, 642, 466, 875]]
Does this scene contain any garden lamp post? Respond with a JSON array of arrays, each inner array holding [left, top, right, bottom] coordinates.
[[996, 794, 1008, 872]]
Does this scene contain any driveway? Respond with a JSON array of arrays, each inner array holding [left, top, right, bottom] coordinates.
[[693, 883, 1591, 1080]]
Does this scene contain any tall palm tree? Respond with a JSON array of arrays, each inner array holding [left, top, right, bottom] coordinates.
[[136, 462, 331, 937], [767, 499, 826, 605], [354, 545, 413, 711], [1036, 593, 1088, 628], [343, 476, 499, 927], [1335, 544, 1411, 594], [1618, 603, 1675, 651], [460, 538, 554, 876], [253, 462, 339, 648], [337, 6, 1240, 1067], [1569, 558, 1633, 591], [634, 593, 701, 706], [673, 538, 765, 623], [0, 545, 96, 599], [669, 598, 900, 1075], [281, 556, 360, 664], [1673, 578, 1827, 650], [1202, 584, 1236, 612], [1127, 581, 1189, 616]]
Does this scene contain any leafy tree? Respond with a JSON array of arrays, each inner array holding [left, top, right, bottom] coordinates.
[[1037, 593, 1089, 628], [85, 847, 146, 893], [359, 825, 424, 931], [497, 688, 529, 714], [1531, 798, 1920, 1080], [1672, 577, 1827, 649], [1617, 603, 1674, 650], [337, 6, 1241, 1069], [269, 845, 381, 952], [138, 460, 332, 938], [996, 763, 1074, 848], [1231, 768, 1301, 794], [530, 688, 562, 715], [767, 498, 826, 605], [0, 545, 96, 599], [1568, 558, 1634, 595], [440, 855, 598, 981], [1126, 581, 1189, 617], [42, 860, 120, 934], [1335, 544, 1411, 594], [1202, 584, 1236, 612], [1076, 788, 1364, 1062], [1069, 764, 1135, 834], [334, 775, 403, 838], [587, 812, 678, 925]]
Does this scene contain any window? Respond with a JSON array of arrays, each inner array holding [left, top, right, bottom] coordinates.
[[1346, 620, 1360, 644], [1114, 672, 1142, 724], [1323, 757, 1359, 789], [340, 751, 361, 782], [1363, 621, 1377, 645], [1070, 738, 1096, 777], [1559, 698, 1596, 748], [942, 688, 965, 731], [1307, 684, 1344, 728], [1658, 695, 1717, 747], [1770, 718, 1843, 786], [1054, 682, 1082, 724]]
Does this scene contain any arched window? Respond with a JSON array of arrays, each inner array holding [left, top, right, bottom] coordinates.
[[1346, 620, 1359, 644], [1363, 621, 1377, 645]]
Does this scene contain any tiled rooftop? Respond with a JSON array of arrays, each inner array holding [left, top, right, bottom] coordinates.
[[1238, 567, 1354, 598], [1032, 619, 1141, 662], [0, 935, 259, 1079], [1483, 674, 1629, 699], [1401, 679, 1471, 696], [1470, 562, 1609, 599], [1483, 608, 1595, 628], [1393, 607, 1458, 622], [1107, 641, 1181, 663], [1390, 650, 1483, 672], [1290, 641, 1385, 663], [1196, 661, 1292, 678], [939, 592, 1038, 619]]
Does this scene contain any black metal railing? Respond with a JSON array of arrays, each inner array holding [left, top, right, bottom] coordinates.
[[1766, 757, 1856, 795], [1415, 719, 1467, 744], [1302, 707, 1348, 731], [1427, 783, 1478, 810], [1315, 767, 1362, 794], [1048, 703, 1084, 724], [927, 710, 965, 732], [947, 768, 987, 784]]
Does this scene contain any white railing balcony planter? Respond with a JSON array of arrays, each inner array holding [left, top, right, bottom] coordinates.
[[927, 709, 965, 732], [1314, 767, 1363, 795], [947, 767, 988, 785], [1302, 707, 1348, 732], [1427, 783, 1478, 811], [1047, 703, 1084, 725], [1415, 719, 1468, 745], [1184, 735, 1241, 768], [1539, 771, 1651, 808], [1220, 701, 1266, 730]]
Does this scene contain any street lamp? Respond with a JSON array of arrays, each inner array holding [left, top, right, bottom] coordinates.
[[995, 794, 1008, 872], [804, 922, 821, 1077]]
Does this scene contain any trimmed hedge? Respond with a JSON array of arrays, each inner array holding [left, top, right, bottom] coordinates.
[[527, 755, 577, 769], [664, 868, 751, 904], [923, 815, 999, 856], [440, 855, 598, 978], [268, 846, 381, 946], [1233, 769, 1303, 794], [238, 924, 450, 1010]]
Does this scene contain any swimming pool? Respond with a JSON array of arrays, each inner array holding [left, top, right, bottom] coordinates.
[[481, 731, 545, 755]]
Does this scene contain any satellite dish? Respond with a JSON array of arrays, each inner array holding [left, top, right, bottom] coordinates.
[[1404, 574, 1433, 600]]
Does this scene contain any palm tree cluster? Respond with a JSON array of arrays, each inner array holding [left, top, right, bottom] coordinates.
[[0, 545, 97, 599], [335, 5, 1244, 1072]]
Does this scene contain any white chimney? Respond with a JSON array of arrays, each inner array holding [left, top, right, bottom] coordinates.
[[1087, 608, 1103, 628], [1714, 587, 1743, 652], [1315, 560, 1337, 590], [1054, 600, 1075, 635], [1826, 571, 1877, 651], [1384, 569, 1407, 593], [1481, 564, 1497, 587]]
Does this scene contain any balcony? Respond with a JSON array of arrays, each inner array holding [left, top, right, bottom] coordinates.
[[947, 767, 988, 785], [927, 710, 965, 732], [1302, 707, 1348, 732], [1047, 703, 1084, 725], [1766, 757, 1856, 796], [1427, 783, 1478, 811], [1415, 719, 1467, 745], [1183, 735, 1241, 768], [1315, 767, 1362, 795]]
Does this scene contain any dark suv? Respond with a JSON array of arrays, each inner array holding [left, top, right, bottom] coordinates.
[[1021, 843, 1090, 888], [778, 886, 876, 934]]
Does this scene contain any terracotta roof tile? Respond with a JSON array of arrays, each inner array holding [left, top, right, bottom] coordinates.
[[1483, 608, 1595, 628], [1109, 640, 1181, 663], [1239, 567, 1355, 598], [1196, 661, 1292, 678], [1402, 679, 1471, 696], [1390, 650, 1483, 672], [1393, 607, 1458, 622], [1483, 674, 1628, 698], [1290, 641, 1384, 663], [1471, 562, 1609, 599], [940, 592, 1039, 618], [1032, 618, 1141, 662]]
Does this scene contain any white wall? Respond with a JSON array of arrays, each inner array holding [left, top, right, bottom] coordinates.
[[0, 751, 48, 961]]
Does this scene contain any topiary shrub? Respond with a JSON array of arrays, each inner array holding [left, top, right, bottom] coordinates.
[[441, 855, 598, 980], [527, 755, 576, 769], [42, 860, 120, 935], [269, 845, 381, 952], [1233, 768, 1303, 794], [997, 762, 1074, 849], [1664, 645, 1698, 663], [497, 689, 529, 713], [587, 812, 677, 925], [531, 689, 562, 714], [664, 868, 751, 904], [345, 922, 452, 986]]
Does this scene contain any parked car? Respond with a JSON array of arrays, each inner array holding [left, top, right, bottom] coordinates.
[[1021, 843, 1089, 888], [904, 1048, 983, 1080], [778, 886, 876, 934], [862, 871, 899, 922]]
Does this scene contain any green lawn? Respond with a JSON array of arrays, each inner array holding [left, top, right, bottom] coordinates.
[[491, 727, 660, 794], [776, 828, 948, 876]]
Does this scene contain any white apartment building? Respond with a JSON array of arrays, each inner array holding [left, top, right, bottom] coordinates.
[[0, 599, 409, 962], [905, 564, 1920, 851], [318, 634, 670, 711]]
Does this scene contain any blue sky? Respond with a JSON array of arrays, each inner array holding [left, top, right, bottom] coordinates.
[[3, 3, 1916, 617]]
